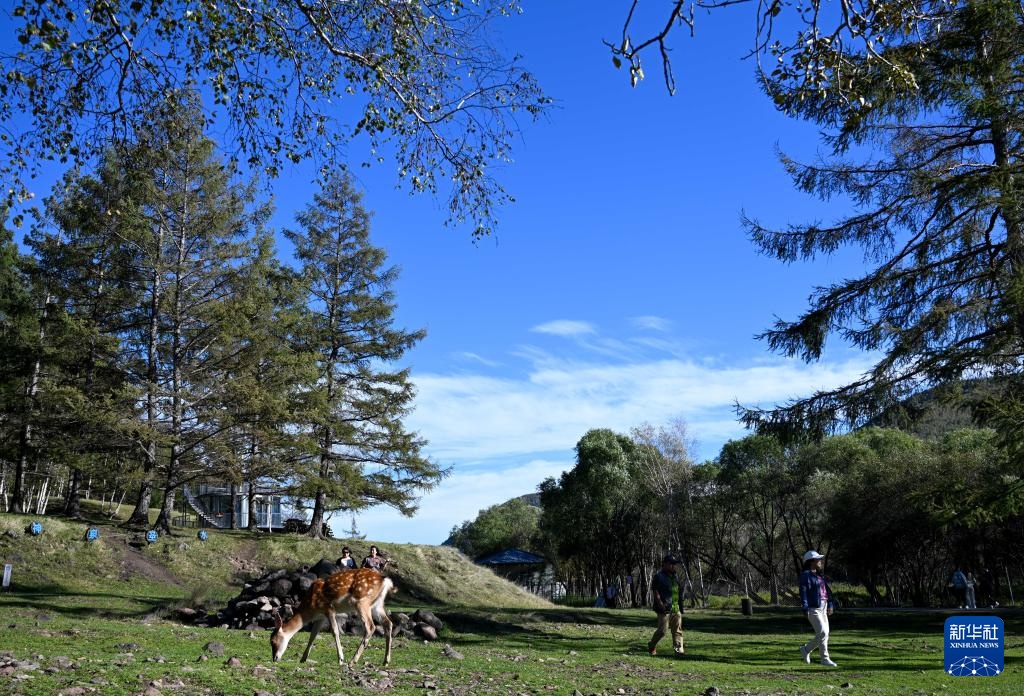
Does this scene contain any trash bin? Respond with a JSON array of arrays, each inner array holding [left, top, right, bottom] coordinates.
[[741, 597, 753, 615]]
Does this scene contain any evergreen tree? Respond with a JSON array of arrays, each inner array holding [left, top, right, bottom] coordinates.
[[203, 232, 314, 530], [25, 158, 150, 517], [739, 0, 1024, 452], [116, 92, 267, 532], [286, 173, 443, 539], [0, 214, 40, 511]]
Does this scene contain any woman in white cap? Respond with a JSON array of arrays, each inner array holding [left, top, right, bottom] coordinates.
[[798, 550, 838, 667]]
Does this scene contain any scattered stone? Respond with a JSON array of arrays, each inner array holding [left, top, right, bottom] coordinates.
[[441, 644, 464, 660], [196, 655, 209, 662], [568, 650, 578, 656], [58, 687, 89, 695], [204, 642, 225, 656], [703, 688, 721, 696], [116, 643, 141, 651], [226, 656, 243, 668], [142, 687, 162, 696], [423, 681, 437, 690], [415, 624, 438, 641], [842, 683, 854, 689], [35, 613, 52, 623], [573, 691, 584, 696], [411, 609, 443, 632]]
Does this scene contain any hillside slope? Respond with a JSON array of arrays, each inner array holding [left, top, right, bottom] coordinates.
[[0, 513, 551, 610]]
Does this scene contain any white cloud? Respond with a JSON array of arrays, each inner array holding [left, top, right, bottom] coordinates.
[[630, 315, 673, 332], [453, 351, 501, 368], [407, 355, 873, 463], [530, 319, 597, 337], [351, 323, 875, 545]]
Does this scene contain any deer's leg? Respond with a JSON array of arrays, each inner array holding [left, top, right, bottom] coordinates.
[[350, 602, 375, 664], [379, 609, 393, 666], [328, 609, 345, 666], [299, 615, 323, 663]]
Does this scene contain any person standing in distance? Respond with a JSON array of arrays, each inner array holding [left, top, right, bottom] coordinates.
[[648, 554, 685, 657], [799, 550, 838, 667]]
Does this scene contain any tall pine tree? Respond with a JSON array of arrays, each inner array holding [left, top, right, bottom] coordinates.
[[286, 173, 444, 539]]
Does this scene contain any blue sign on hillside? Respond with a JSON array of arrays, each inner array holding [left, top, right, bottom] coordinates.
[[197, 530, 208, 541], [85, 527, 99, 542], [146, 530, 158, 544], [945, 616, 1003, 676], [27, 521, 43, 536]]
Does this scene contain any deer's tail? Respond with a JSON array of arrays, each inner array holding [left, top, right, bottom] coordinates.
[[371, 577, 394, 621]]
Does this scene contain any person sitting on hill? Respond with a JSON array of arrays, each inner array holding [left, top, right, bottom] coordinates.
[[337, 546, 356, 569], [362, 545, 389, 571]]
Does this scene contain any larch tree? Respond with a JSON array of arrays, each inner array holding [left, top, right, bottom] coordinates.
[[25, 158, 151, 518], [0, 215, 40, 511], [735, 0, 1024, 451], [203, 232, 314, 530], [116, 93, 268, 532], [286, 172, 443, 539]]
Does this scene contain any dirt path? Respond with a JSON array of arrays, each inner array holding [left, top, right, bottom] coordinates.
[[103, 528, 184, 588]]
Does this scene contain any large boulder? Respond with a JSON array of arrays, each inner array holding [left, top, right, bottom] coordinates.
[[308, 558, 339, 578]]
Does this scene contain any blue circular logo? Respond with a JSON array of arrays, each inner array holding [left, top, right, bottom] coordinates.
[[28, 522, 43, 536], [146, 530, 158, 544], [197, 530, 208, 541], [85, 527, 99, 541]]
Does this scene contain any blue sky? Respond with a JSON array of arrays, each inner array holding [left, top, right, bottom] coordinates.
[[322, 4, 874, 544], [7, 3, 875, 544]]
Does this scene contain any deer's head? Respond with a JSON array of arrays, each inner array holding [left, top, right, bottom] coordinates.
[[270, 612, 292, 662]]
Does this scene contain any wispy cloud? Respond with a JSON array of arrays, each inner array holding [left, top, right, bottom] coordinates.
[[408, 356, 872, 463], [348, 319, 875, 544], [630, 315, 673, 332], [530, 319, 596, 337], [453, 351, 502, 368]]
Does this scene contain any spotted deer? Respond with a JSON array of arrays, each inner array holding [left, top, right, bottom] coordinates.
[[270, 568, 394, 666]]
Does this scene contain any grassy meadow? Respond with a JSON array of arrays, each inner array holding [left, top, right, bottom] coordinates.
[[1, 512, 1022, 695]]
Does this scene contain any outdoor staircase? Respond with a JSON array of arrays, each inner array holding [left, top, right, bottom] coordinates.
[[182, 484, 230, 529]]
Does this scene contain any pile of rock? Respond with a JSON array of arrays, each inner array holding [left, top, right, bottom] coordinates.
[[175, 558, 444, 641]]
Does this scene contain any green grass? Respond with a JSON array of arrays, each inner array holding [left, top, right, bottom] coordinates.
[[1, 512, 1022, 694]]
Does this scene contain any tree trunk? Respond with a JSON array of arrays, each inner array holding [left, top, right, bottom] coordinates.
[[308, 484, 327, 539], [126, 231, 164, 526], [63, 467, 82, 518], [246, 480, 258, 531], [155, 485, 176, 533], [12, 297, 49, 513]]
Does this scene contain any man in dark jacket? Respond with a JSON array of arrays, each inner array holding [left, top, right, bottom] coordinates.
[[648, 554, 684, 657]]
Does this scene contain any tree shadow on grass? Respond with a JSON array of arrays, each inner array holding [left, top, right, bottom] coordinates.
[[0, 583, 175, 619], [439, 606, 1023, 674]]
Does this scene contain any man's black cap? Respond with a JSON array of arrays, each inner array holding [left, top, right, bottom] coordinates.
[[663, 554, 681, 565]]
